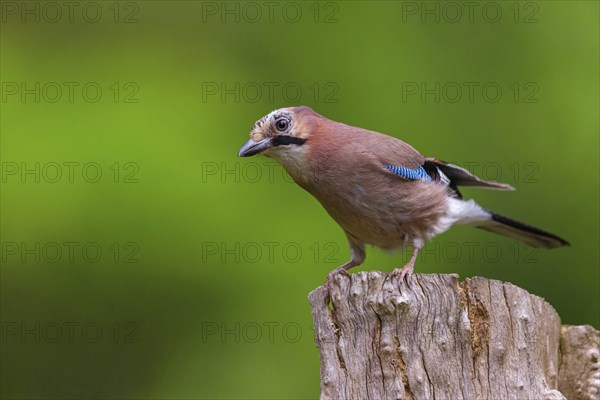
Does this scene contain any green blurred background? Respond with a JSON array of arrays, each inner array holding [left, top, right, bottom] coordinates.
[[1, 1, 598, 399]]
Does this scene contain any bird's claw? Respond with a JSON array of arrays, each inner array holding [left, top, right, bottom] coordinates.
[[391, 264, 414, 291]]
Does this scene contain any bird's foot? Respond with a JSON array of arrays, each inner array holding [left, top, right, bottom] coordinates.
[[324, 267, 350, 305], [391, 263, 414, 291]]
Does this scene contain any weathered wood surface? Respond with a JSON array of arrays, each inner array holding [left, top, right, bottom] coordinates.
[[308, 272, 599, 400], [558, 325, 600, 400]]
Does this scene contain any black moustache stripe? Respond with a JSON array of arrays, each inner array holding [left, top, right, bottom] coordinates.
[[272, 135, 306, 146]]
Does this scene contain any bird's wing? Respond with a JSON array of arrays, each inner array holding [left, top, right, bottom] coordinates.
[[357, 129, 426, 169], [341, 125, 513, 192], [423, 158, 515, 191]]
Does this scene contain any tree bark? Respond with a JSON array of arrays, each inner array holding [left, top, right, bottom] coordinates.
[[308, 272, 599, 400], [558, 325, 600, 400]]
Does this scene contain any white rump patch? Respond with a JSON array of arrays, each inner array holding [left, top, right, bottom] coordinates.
[[430, 198, 491, 238]]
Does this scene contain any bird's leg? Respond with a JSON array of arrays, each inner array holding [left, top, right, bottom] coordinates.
[[324, 241, 365, 305], [391, 244, 422, 289]]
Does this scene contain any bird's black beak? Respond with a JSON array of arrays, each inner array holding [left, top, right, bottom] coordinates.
[[238, 137, 273, 157]]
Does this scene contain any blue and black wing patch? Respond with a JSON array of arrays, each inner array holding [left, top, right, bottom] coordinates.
[[384, 165, 432, 182], [386, 162, 462, 198]]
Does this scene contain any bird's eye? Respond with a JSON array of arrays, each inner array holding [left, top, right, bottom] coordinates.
[[275, 118, 289, 132]]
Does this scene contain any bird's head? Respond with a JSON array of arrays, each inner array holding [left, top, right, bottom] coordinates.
[[238, 107, 317, 167]]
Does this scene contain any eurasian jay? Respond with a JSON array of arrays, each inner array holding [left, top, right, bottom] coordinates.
[[238, 106, 569, 294]]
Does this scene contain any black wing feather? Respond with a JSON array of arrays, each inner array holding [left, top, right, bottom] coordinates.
[[423, 158, 515, 191]]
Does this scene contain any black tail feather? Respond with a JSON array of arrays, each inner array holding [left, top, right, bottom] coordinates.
[[477, 211, 570, 249]]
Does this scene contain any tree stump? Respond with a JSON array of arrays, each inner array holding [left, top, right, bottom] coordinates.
[[308, 272, 599, 400]]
